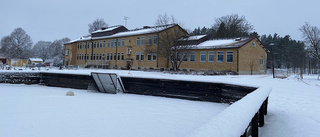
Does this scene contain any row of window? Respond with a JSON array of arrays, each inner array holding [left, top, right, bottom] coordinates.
[[135, 52, 157, 61], [76, 51, 233, 63], [201, 51, 233, 62], [176, 51, 233, 63], [77, 38, 126, 50], [136, 35, 157, 46], [76, 52, 157, 61], [108, 38, 125, 47], [77, 41, 106, 49], [76, 54, 107, 61], [77, 35, 158, 50]]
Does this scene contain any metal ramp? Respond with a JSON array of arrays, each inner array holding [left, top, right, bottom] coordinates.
[[91, 72, 125, 94]]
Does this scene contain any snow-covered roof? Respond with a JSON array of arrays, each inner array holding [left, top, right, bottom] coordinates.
[[91, 25, 123, 34], [66, 24, 177, 44], [178, 35, 207, 41], [29, 58, 43, 62], [192, 38, 253, 49]]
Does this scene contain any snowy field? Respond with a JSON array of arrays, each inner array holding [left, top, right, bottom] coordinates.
[[0, 84, 228, 137], [1, 68, 320, 137]]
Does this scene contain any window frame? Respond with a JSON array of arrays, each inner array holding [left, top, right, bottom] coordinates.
[[200, 51, 206, 62], [226, 51, 233, 63], [152, 53, 157, 61], [189, 52, 195, 62], [153, 35, 157, 45], [136, 37, 140, 46], [140, 52, 144, 61], [217, 51, 224, 63], [208, 51, 214, 62], [136, 52, 140, 60]]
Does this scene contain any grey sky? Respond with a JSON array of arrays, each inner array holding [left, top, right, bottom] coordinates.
[[1, 0, 319, 44]]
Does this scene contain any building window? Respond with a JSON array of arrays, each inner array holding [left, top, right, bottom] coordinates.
[[182, 52, 187, 62], [148, 36, 152, 45], [152, 53, 157, 61], [86, 54, 89, 60], [96, 54, 99, 60], [93, 54, 96, 60], [114, 39, 117, 47], [103, 41, 105, 48], [136, 52, 139, 60], [117, 53, 120, 60], [111, 40, 113, 47], [189, 52, 195, 62], [217, 51, 224, 63], [177, 52, 181, 61], [226, 51, 233, 62], [140, 52, 144, 61], [110, 53, 113, 60], [260, 58, 264, 65], [136, 37, 140, 45], [141, 36, 144, 45], [208, 51, 214, 62], [122, 38, 125, 46], [107, 40, 110, 47], [200, 51, 206, 62], [65, 49, 69, 56], [118, 39, 121, 47], [114, 53, 116, 60], [127, 47, 132, 55], [147, 53, 151, 61], [153, 35, 157, 44], [100, 41, 102, 48], [106, 53, 109, 60], [121, 53, 124, 60]]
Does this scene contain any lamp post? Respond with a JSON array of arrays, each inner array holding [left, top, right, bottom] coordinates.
[[270, 43, 275, 78]]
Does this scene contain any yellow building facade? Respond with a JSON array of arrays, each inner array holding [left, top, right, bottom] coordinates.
[[64, 24, 267, 74], [64, 24, 186, 69]]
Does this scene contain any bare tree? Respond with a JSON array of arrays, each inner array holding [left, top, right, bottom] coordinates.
[[49, 37, 70, 65], [0, 28, 33, 59], [299, 23, 320, 61], [154, 14, 191, 71], [212, 14, 254, 38], [32, 41, 52, 60], [299, 23, 320, 79], [88, 18, 108, 34]]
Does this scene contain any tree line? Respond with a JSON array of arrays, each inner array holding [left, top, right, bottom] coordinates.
[[0, 28, 70, 65]]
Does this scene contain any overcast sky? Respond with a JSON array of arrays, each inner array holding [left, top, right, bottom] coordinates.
[[1, 0, 319, 44]]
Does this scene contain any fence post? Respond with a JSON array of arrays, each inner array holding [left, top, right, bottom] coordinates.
[[259, 105, 265, 127], [264, 97, 268, 115], [252, 113, 259, 137]]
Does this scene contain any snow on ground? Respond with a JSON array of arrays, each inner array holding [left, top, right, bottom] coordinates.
[[0, 84, 227, 137], [1, 68, 320, 137]]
